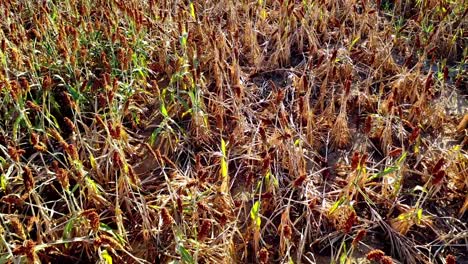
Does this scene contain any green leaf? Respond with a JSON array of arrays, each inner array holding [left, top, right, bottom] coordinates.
[[250, 201, 261, 228], [0, 254, 12, 264], [161, 103, 168, 117], [101, 249, 113, 264], [63, 218, 75, 240], [178, 245, 195, 264], [381, 166, 399, 175], [99, 223, 126, 244], [265, 170, 270, 183], [367, 166, 399, 181], [265, 170, 279, 189], [67, 85, 81, 101], [180, 32, 188, 48], [416, 208, 423, 225], [349, 36, 360, 49], [250, 201, 260, 220], [12, 114, 23, 141], [396, 151, 407, 165], [86, 177, 101, 195], [339, 249, 347, 264], [329, 197, 345, 215], [149, 126, 163, 146]]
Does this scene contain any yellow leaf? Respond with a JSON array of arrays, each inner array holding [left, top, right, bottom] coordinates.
[[101, 249, 113, 264], [189, 2, 196, 19], [89, 153, 97, 170], [260, 9, 267, 19], [220, 138, 228, 178]]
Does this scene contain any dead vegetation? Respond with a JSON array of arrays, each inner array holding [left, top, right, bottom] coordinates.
[[0, 0, 467, 263]]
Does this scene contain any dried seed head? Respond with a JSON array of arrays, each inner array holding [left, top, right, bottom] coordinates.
[[282, 224, 292, 240], [98, 93, 107, 108], [408, 127, 420, 144], [19, 77, 29, 91], [381, 256, 394, 264], [42, 75, 52, 90], [22, 166, 35, 194], [1, 194, 25, 207], [67, 144, 79, 160], [30, 132, 39, 146], [197, 201, 210, 212], [197, 219, 212, 241], [127, 165, 140, 186], [366, 249, 385, 261], [64, 117, 75, 132], [343, 209, 356, 233], [352, 229, 367, 246], [8, 145, 25, 162], [424, 73, 433, 92], [344, 78, 352, 96], [9, 216, 26, 240], [432, 158, 446, 174], [275, 89, 285, 104], [388, 148, 402, 157], [33, 144, 47, 152], [293, 174, 306, 187], [81, 209, 100, 231], [364, 115, 372, 134], [176, 196, 184, 214], [112, 152, 123, 168], [258, 248, 269, 264], [13, 240, 37, 262], [218, 213, 228, 227], [51, 160, 59, 171], [110, 123, 122, 139], [49, 129, 69, 149], [26, 100, 41, 112], [25, 216, 37, 233], [48, 129, 64, 143], [456, 114, 468, 133], [351, 152, 360, 171], [360, 153, 368, 168], [62, 92, 76, 109], [390, 215, 413, 235], [55, 168, 69, 190], [445, 254, 456, 264], [331, 113, 350, 149], [97, 234, 123, 250], [308, 197, 318, 210], [107, 90, 115, 103], [161, 207, 174, 227], [432, 170, 446, 185]]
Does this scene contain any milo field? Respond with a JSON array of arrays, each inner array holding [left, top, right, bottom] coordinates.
[[0, 0, 467, 263]]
